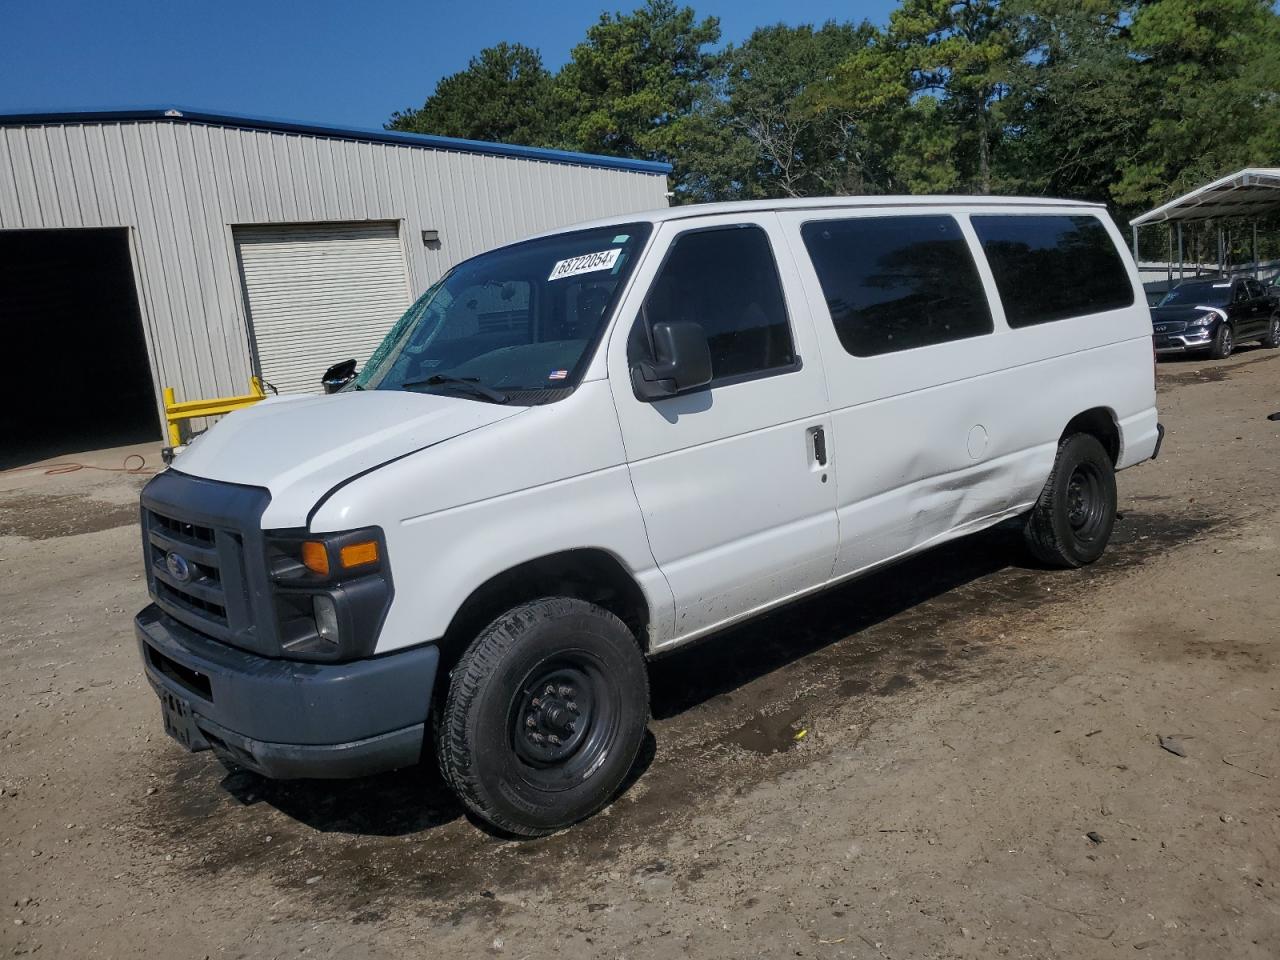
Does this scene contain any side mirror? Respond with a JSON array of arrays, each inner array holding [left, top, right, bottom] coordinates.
[[322, 359, 357, 394], [631, 321, 712, 401]]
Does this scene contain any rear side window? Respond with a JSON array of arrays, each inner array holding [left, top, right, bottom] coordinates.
[[638, 225, 796, 383], [972, 215, 1134, 327], [800, 215, 993, 357]]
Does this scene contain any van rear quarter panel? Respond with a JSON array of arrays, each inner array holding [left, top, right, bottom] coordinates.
[[778, 205, 1157, 574]]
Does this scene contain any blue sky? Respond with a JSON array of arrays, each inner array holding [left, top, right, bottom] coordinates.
[[2, 0, 898, 130]]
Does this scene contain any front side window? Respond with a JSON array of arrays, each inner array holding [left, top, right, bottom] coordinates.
[[634, 225, 796, 383], [800, 215, 993, 357], [972, 214, 1134, 327], [356, 223, 651, 402]]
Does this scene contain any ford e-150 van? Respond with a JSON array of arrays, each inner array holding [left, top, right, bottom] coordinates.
[[135, 197, 1162, 836]]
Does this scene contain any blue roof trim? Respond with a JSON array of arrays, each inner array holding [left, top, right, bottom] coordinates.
[[0, 105, 674, 175]]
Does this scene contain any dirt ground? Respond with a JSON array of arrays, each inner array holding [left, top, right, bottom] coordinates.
[[2, 350, 1278, 960]]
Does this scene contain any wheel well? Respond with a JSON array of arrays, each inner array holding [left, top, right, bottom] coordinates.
[[1062, 408, 1119, 464], [435, 549, 651, 683]]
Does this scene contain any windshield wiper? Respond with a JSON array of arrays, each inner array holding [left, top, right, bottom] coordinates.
[[401, 375, 509, 404]]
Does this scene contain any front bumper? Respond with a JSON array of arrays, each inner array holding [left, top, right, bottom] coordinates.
[[136, 604, 438, 779], [1154, 330, 1213, 353]]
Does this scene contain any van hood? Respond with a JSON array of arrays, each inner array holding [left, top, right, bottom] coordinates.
[[172, 390, 524, 528]]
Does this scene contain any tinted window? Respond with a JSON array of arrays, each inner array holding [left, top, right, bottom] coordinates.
[[1245, 279, 1265, 300], [638, 225, 795, 382], [800, 216, 993, 357], [972, 215, 1134, 327]]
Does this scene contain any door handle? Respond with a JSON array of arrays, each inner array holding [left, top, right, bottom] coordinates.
[[811, 426, 828, 467]]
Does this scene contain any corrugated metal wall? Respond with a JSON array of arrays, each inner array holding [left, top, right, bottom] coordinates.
[[0, 119, 669, 408]]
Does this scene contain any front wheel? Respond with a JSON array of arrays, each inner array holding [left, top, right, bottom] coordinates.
[[438, 597, 649, 837], [1208, 322, 1234, 359], [1024, 433, 1117, 568], [1261, 315, 1280, 349]]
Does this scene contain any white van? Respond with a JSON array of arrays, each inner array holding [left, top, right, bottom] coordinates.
[[135, 197, 1162, 836]]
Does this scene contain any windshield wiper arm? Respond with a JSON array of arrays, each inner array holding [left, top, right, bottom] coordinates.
[[401, 375, 509, 404]]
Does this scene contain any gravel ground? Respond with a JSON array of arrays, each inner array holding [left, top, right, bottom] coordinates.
[[2, 349, 1278, 959]]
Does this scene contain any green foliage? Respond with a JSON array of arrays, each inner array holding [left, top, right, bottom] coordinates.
[[388, 0, 1280, 217], [388, 43, 556, 145], [555, 0, 722, 196]]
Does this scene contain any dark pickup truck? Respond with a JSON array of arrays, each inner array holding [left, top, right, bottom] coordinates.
[[1152, 276, 1279, 358]]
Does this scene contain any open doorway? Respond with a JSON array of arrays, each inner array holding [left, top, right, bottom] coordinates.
[[1, 228, 160, 467]]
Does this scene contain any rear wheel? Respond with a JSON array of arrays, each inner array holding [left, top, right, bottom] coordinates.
[[1208, 322, 1234, 359], [438, 597, 649, 837], [1024, 433, 1117, 568], [1261, 315, 1280, 349]]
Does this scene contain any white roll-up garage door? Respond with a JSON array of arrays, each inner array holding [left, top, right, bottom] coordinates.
[[235, 221, 412, 394]]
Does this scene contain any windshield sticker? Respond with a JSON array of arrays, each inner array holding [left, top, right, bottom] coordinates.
[[548, 248, 622, 281], [612, 234, 630, 243], [548, 369, 568, 381]]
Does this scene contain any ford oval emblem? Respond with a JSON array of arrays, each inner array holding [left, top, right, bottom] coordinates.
[[165, 551, 192, 583]]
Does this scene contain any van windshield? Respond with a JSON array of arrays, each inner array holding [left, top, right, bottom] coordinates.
[[1158, 281, 1232, 307], [355, 223, 651, 402]]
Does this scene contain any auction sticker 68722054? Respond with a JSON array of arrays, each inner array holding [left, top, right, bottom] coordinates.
[[547, 248, 621, 281]]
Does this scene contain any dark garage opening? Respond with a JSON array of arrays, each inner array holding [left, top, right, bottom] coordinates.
[[1, 228, 160, 467]]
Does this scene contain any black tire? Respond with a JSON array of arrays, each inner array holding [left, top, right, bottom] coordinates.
[[1261, 314, 1280, 349], [1023, 433, 1117, 568], [438, 597, 649, 837], [1208, 322, 1234, 359]]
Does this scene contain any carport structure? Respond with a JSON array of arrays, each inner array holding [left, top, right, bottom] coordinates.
[[1130, 168, 1280, 283]]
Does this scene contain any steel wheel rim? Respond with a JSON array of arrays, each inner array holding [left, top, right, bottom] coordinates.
[[508, 651, 619, 791], [1066, 462, 1106, 543]]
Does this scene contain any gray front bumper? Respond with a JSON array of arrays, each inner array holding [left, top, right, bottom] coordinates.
[[136, 604, 438, 779]]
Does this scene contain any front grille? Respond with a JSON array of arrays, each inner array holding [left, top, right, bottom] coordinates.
[[139, 471, 274, 656], [1154, 321, 1187, 334], [147, 506, 230, 631], [150, 511, 215, 545]]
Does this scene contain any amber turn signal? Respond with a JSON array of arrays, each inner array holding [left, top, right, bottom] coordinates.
[[300, 541, 330, 576], [339, 540, 379, 569]]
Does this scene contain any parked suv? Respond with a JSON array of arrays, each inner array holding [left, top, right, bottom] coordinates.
[[1151, 276, 1280, 358], [135, 198, 1162, 836]]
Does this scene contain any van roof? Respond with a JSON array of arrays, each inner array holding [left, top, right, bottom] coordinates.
[[552, 194, 1107, 235]]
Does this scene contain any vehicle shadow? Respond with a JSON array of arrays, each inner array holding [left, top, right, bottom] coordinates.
[[647, 522, 1025, 720]]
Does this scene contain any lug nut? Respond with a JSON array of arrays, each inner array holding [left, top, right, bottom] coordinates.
[[566, 701, 579, 714], [532, 733, 545, 744], [558, 685, 574, 698], [544, 684, 556, 696], [525, 715, 537, 728], [566, 722, 576, 734], [548, 734, 561, 745]]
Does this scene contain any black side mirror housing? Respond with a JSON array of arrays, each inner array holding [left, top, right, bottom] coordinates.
[[631, 321, 713, 401], [322, 359, 358, 394]]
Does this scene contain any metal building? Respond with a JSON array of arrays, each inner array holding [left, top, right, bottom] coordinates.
[[0, 107, 671, 457]]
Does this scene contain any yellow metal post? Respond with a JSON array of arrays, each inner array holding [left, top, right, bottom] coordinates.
[[163, 387, 181, 447], [162, 378, 268, 447]]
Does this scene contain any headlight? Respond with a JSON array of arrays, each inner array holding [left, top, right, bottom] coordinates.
[[1186, 313, 1216, 328], [265, 527, 393, 662]]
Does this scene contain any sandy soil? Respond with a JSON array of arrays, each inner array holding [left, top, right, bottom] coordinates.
[[2, 349, 1278, 959]]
